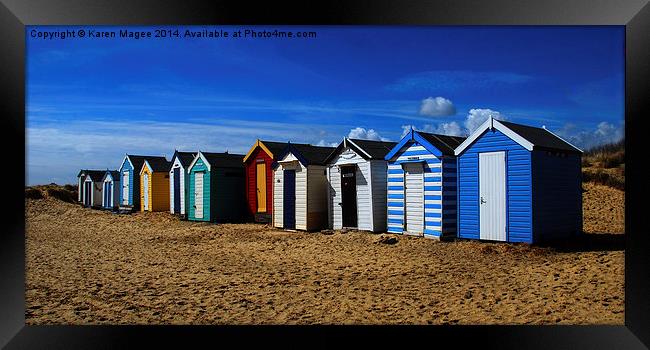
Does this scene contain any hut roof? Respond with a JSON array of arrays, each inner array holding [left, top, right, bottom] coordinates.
[[280, 144, 337, 166], [125, 155, 168, 172], [454, 117, 582, 155], [498, 120, 582, 153], [171, 151, 197, 168], [102, 170, 121, 182], [417, 132, 466, 156], [325, 138, 398, 163], [144, 158, 172, 172], [84, 170, 107, 181], [201, 152, 245, 168]]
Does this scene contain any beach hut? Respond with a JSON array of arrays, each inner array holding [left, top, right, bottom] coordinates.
[[77, 169, 88, 202], [273, 143, 336, 231], [242, 140, 290, 223], [454, 117, 583, 243], [139, 158, 172, 212], [101, 170, 121, 210], [168, 150, 196, 216], [187, 151, 246, 222], [81, 170, 106, 208], [324, 138, 397, 232], [118, 154, 168, 211], [384, 130, 465, 239]]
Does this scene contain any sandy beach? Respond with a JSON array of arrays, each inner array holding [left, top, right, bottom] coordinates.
[[25, 182, 624, 325]]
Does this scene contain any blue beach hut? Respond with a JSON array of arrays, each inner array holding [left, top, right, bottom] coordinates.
[[454, 117, 583, 243], [101, 170, 121, 210], [384, 129, 465, 239]]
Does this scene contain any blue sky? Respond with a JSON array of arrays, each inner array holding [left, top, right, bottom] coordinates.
[[27, 26, 624, 185]]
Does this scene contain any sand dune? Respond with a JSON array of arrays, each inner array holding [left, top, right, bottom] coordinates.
[[25, 182, 624, 325]]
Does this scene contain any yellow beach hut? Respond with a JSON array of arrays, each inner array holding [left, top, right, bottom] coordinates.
[[139, 157, 171, 212]]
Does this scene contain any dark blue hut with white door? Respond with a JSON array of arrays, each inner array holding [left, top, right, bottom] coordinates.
[[454, 117, 583, 244], [101, 170, 121, 210], [169, 150, 196, 217]]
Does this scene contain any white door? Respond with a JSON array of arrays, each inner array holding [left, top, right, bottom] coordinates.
[[194, 172, 204, 219], [403, 162, 424, 235], [143, 173, 149, 211], [479, 151, 507, 241], [122, 172, 129, 205]]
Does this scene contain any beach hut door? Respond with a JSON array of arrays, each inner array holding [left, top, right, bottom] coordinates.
[[341, 166, 357, 228], [194, 172, 204, 219], [403, 163, 424, 235], [283, 170, 296, 229], [256, 162, 267, 212], [479, 152, 506, 241], [173, 167, 181, 213], [108, 182, 113, 207], [143, 173, 149, 210], [103, 182, 108, 207], [122, 172, 129, 205], [84, 181, 92, 206]]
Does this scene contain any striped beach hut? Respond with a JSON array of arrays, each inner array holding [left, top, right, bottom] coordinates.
[[139, 158, 172, 212], [324, 138, 397, 232], [273, 143, 336, 231], [81, 170, 106, 208], [118, 155, 168, 211], [454, 117, 582, 243], [169, 150, 196, 217], [101, 170, 121, 210], [187, 151, 246, 222], [384, 130, 465, 239], [242, 140, 290, 223]]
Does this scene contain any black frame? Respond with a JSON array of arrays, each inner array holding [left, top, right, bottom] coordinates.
[[2, 0, 649, 348]]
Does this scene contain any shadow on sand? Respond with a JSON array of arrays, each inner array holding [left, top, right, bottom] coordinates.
[[538, 232, 625, 253]]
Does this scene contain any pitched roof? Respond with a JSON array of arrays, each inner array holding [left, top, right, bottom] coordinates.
[[171, 151, 197, 168], [84, 170, 106, 181], [103, 170, 120, 181], [454, 117, 583, 155], [285, 144, 337, 165], [243, 140, 295, 162], [348, 139, 398, 159], [201, 152, 245, 168], [260, 141, 290, 157], [498, 120, 582, 153], [417, 132, 466, 156], [144, 157, 172, 172], [325, 138, 399, 163], [125, 155, 168, 172]]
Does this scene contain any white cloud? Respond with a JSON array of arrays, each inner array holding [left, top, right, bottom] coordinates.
[[400, 125, 415, 138], [316, 140, 339, 147], [419, 97, 456, 117], [430, 121, 463, 136], [400, 122, 464, 139], [400, 108, 508, 140], [464, 108, 507, 134], [554, 121, 624, 150], [347, 127, 389, 141]]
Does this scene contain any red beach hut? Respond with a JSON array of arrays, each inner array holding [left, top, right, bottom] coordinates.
[[242, 140, 290, 222]]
